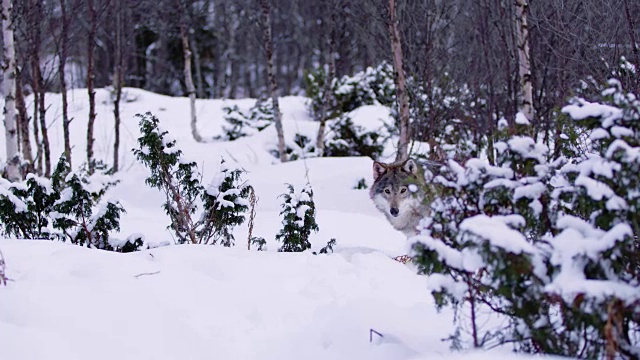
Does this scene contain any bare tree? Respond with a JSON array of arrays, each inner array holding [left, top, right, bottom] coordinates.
[[32, 0, 50, 177], [112, 0, 124, 171], [259, 0, 286, 162], [2, 0, 20, 181], [622, 0, 639, 92], [315, 0, 338, 157], [86, 0, 97, 173], [15, 67, 32, 167], [221, 3, 239, 99], [53, 0, 73, 167], [176, 0, 204, 143], [190, 32, 204, 99], [19, 0, 51, 176], [387, 0, 410, 162], [515, 0, 533, 124]]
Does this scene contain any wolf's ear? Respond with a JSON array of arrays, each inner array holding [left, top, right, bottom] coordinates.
[[402, 159, 418, 175], [373, 161, 387, 180]]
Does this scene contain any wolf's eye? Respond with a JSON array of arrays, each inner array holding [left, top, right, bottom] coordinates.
[[400, 187, 407, 194], [384, 189, 391, 194]]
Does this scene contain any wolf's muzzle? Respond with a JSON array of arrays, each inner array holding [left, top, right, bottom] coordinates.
[[390, 207, 399, 217]]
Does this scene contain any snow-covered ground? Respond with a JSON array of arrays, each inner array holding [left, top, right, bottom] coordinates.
[[0, 88, 554, 359]]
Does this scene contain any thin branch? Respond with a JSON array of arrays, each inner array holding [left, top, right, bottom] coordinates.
[[133, 271, 161, 279]]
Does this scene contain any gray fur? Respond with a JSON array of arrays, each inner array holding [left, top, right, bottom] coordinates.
[[369, 159, 430, 238]]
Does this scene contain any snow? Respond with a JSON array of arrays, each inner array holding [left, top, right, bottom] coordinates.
[[459, 215, 535, 255], [515, 111, 530, 125], [0, 88, 561, 360], [0, 180, 27, 212], [546, 218, 637, 304], [507, 136, 548, 163], [561, 100, 622, 128]]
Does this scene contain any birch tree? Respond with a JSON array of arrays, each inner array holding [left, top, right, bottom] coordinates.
[[387, 0, 410, 162], [30, 0, 50, 177], [259, 0, 286, 162], [515, 0, 533, 124], [176, 0, 203, 143], [15, 67, 32, 167], [86, 0, 97, 173], [53, 0, 72, 168], [315, 1, 338, 157], [622, 0, 639, 93], [2, 0, 20, 181], [112, 0, 124, 171], [221, 3, 239, 99]]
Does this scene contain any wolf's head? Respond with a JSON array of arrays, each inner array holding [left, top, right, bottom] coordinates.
[[369, 159, 425, 220]]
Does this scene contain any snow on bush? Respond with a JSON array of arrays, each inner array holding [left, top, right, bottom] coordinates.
[[305, 62, 395, 120], [134, 112, 251, 245], [412, 78, 640, 358], [275, 183, 318, 252], [0, 155, 127, 250], [219, 98, 273, 141]]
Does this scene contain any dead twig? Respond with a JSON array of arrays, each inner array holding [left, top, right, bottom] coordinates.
[[247, 186, 258, 250], [370, 328, 384, 343], [133, 271, 161, 279], [0, 248, 8, 286]]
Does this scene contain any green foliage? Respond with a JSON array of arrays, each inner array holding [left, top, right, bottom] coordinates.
[[305, 63, 395, 121], [303, 63, 394, 160], [304, 66, 335, 120], [411, 76, 640, 357], [272, 133, 316, 161], [220, 98, 273, 141], [315, 238, 336, 255], [250, 236, 267, 251], [133, 112, 250, 245], [323, 115, 385, 158], [200, 161, 251, 247], [353, 178, 367, 190], [0, 155, 126, 250], [275, 183, 318, 252], [112, 234, 145, 253], [133, 112, 201, 244], [269, 116, 385, 161], [53, 175, 124, 249]]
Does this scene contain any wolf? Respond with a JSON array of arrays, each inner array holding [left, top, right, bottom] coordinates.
[[369, 158, 430, 238]]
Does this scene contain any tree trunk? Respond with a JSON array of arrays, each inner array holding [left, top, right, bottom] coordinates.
[[315, 5, 337, 157], [387, 0, 410, 162], [259, 0, 287, 162], [32, 83, 42, 175], [112, 0, 124, 171], [515, 0, 533, 124], [222, 4, 238, 99], [176, 0, 204, 143], [190, 32, 204, 99], [87, 0, 97, 174], [2, 0, 20, 181], [58, 0, 72, 167], [29, 0, 50, 177], [314, 58, 335, 157], [37, 64, 50, 177], [622, 0, 639, 93], [15, 68, 32, 167]]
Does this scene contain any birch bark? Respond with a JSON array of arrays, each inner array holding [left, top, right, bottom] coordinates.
[[259, 0, 287, 162], [388, 0, 411, 162], [2, 0, 19, 181]]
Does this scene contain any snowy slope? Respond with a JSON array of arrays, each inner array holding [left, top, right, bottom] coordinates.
[[0, 239, 548, 360], [0, 240, 438, 360], [0, 88, 559, 359]]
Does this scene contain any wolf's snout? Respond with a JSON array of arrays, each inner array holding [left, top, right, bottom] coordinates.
[[390, 207, 399, 217]]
